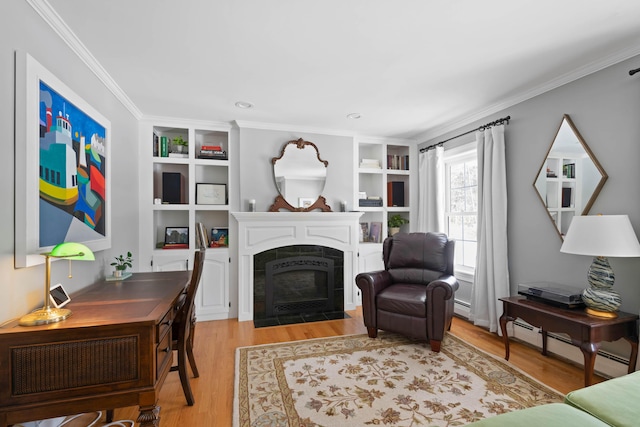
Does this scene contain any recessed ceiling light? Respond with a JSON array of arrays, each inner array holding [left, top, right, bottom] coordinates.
[[346, 113, 361, 119], [235, 101, 253, 109]]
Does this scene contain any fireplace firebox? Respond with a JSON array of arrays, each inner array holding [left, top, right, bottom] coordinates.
[[253, 245, 347, 327]]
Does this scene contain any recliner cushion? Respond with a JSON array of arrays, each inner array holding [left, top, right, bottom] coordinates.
[[377, 284, 427, 318]]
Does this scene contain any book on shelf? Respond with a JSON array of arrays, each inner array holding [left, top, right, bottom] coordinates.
[[168, 152, 188, 158], [153, 132, 159, 156], [199, 149, 227, 160], [160, 136, 169, 157], [196, 222, 209, 249], [359, 198, 383, 207], [387, 154, 409, 170], [201, 145, 222, 151], [360, 158, 381, 168], [162, 243, 189, 249]]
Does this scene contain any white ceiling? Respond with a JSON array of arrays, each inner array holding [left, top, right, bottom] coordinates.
[[43, 0, 640, 140]]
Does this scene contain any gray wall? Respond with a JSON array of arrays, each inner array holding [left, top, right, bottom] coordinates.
[[1, 2, 140, 323], [236, 127, 355, 212], [419, 55, 640, 321]]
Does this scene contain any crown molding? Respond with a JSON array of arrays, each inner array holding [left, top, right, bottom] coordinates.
[[233, 120, 416, 144], [141, 115, 231, 130], [27, 0, 143, 120], [414, 43, 640, 144]]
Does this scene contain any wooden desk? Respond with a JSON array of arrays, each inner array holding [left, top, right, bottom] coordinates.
[[499, 296, 639, 386], [0, 271, 190, 427]]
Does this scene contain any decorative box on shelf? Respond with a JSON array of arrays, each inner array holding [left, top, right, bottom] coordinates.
[[359, 198, 383, 207]]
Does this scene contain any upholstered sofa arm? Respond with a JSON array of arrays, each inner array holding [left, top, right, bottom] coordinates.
[[355, 271, 392, 330]]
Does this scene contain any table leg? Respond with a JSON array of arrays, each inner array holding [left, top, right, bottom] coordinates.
[[137, 405, 160, 427], [576, 340, 600, 387], [541, 330, 548, 356], [499, 311, 514, 360], [624, 335, 638, 373]]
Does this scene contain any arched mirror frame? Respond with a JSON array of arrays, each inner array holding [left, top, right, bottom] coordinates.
[[532, 114, 608, 239], [269, 138, 332, 212]]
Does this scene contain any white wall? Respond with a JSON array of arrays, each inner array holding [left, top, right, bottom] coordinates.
[[0, 2, 140, 323], [420, 54, 640, 358]]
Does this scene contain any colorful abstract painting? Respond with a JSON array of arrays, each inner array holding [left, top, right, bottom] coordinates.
[[38, 81, 107, 247]]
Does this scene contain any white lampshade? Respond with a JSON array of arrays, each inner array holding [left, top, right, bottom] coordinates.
[[560, 215, 640, 257]]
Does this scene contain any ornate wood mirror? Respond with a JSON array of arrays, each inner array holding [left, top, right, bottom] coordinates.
[[269, 138, 332, 212], [533, 115, 607, 238]]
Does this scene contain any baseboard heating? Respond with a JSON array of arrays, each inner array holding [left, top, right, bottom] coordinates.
[[511, 319, 629, 378], [513, 320, 630, 365]]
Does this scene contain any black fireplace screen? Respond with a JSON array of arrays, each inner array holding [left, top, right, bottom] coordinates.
[[253, 245, 344, 322]]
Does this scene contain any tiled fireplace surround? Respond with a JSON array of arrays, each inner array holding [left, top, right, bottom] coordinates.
[[232, 212, 363, 322]]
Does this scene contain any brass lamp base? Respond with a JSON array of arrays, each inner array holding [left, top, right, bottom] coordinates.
[[585, 307, 618, 319], [19, 307, 72, 326]]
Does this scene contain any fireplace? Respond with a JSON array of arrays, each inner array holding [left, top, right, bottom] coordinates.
[[232, 211, 363, 322], [254, 245, 345, 327]]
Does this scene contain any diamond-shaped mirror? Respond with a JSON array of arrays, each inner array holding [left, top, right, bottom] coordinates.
[[533, 115, 608, 239]]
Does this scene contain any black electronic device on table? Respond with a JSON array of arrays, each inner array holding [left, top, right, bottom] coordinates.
[[518, 282, 584, 308]]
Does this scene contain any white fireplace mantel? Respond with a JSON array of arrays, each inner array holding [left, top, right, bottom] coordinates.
[[231, 212, 364, 321]]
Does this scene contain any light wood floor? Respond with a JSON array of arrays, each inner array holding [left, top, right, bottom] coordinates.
[[110, 308, 601, 426]]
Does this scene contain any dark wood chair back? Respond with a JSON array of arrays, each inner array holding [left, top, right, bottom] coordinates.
[[171, 248, 205, 406]]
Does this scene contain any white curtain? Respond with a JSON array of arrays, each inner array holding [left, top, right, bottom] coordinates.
[[418, 145, 444, 232], [470, 125, 510, 333]]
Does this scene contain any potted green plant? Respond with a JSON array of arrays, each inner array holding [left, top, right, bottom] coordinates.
[[172, 136, 188, 153], [111, 251, 133, 277], [388, 214, 409, 236]]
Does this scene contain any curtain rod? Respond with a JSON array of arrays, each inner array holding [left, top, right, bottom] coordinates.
[[419, 115, 511, 153], [630, 67, 640, 76]]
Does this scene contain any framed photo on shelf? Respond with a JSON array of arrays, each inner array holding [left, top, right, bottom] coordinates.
[[196, 183, 226, 205], [360, 222, 369, 243], [369, 222, 382, 243], [210, 227, 228, 247], [164, 227, 189, 247]]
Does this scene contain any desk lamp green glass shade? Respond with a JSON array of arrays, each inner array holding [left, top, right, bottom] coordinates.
[[19, 242, 95, 326]]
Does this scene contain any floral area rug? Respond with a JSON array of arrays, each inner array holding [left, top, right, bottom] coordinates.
[[233, 332, 563, 427]]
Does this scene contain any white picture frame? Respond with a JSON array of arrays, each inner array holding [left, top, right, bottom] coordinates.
[[15, 51, 111, 267]]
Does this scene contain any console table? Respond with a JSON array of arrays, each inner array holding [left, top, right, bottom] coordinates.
[[499, 296, 639, 386], [0, 271, 190, 427]]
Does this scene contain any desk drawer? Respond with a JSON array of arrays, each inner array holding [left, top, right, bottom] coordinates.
[[156, 328, 172, 379], [157, 308, 174, 342]]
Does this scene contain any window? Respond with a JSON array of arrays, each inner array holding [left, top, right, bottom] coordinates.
[[444, 142, 477, 279]]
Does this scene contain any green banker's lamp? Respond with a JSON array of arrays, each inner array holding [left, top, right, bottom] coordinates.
[[19, 242, 95, 326]]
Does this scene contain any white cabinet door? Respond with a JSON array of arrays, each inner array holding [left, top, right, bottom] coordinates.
[[356, 244, 385, 305], [195, 249, 229, 321], [152, 253, 190, 271]]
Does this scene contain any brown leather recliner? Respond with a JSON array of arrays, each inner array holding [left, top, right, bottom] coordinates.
[[355, 232, 459, 352]]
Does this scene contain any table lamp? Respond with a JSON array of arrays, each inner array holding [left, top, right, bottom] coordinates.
[[19, 242, 95, 326], [560, 214, 640, 318]]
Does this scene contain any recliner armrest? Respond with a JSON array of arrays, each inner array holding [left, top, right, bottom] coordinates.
[[426, 274, 459, 300], [355, 271, 392, 329]]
